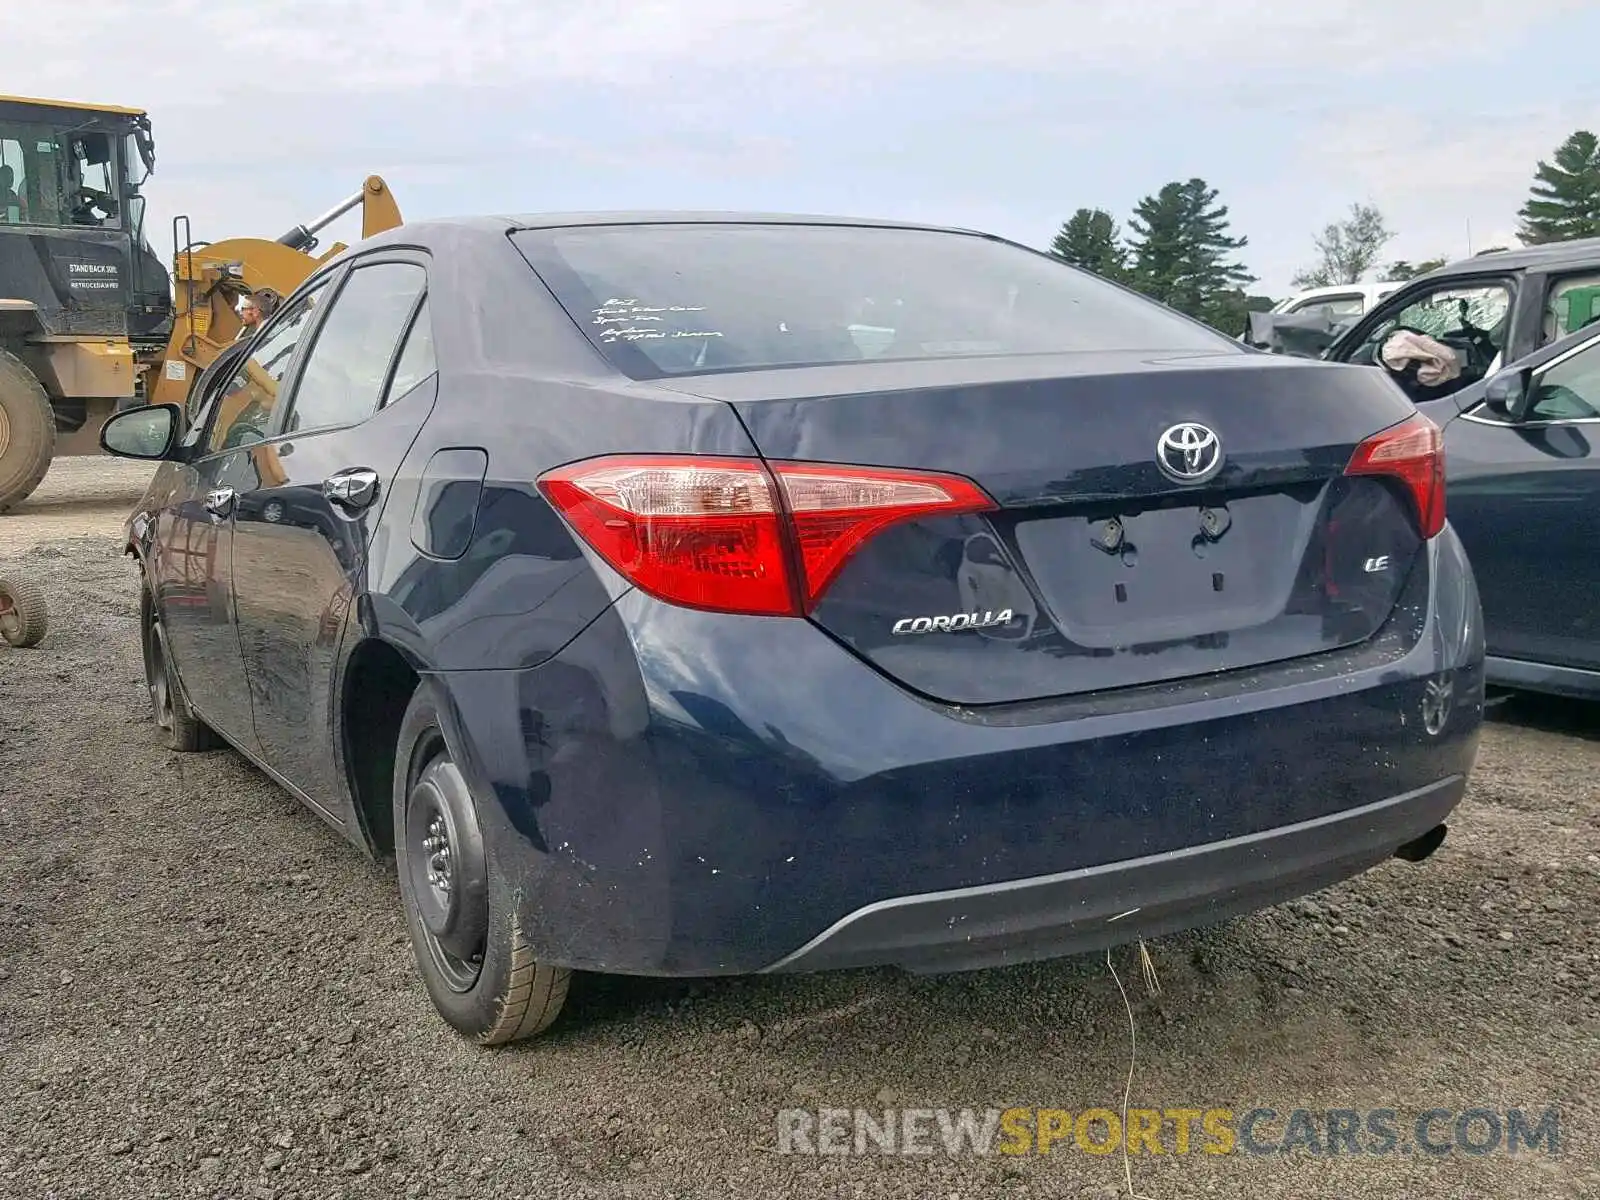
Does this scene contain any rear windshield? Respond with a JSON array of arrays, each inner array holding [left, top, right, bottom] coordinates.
[[512, 223, 1235, 379]]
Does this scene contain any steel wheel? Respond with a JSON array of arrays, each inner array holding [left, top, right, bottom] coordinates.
[[404, 750, 490, 993], [391, 686, 570, 1044], [138, 587, 219, 753], [147, 615, 175, 730]]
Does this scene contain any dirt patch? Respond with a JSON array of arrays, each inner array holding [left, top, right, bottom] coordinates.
[[0, 458, 157, 553], [0, 463, 1596, 1199]]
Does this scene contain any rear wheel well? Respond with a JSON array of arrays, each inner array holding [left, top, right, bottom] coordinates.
[[342, 639, 420, 859]]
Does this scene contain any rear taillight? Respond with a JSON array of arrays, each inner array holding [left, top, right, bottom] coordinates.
[[1344, 412, 1445, 539], [774, 463, 995, 607], [538, 455, 995, 616], [537, 457, 793, 615]]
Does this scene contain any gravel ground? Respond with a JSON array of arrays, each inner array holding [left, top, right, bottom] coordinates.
[[1, 458, 1597, 1200]]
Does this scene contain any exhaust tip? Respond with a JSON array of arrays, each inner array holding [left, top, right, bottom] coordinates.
[[1393, 823, 1448, 864]]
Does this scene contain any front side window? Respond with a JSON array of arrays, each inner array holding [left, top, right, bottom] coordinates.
[[513, 223, 1235, 379], [0, 121, 119, 228], [180, 345, 247, 447], [0, 137, 26, 224], [1527, 340, 1600, 421], [286, 262, 427, 433], [207, 286, 327, 454], [66, 134, 117, 226], [1344, 281, 1513, 391], [1379, 285, 1510, 344]]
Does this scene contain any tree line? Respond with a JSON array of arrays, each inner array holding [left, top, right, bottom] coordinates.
[[1049, 129, 1600, 330]]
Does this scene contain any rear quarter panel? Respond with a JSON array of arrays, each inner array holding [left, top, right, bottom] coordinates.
[[359, 225, 760, 673]]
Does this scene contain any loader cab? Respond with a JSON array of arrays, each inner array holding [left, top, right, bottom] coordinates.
[[0, 95, 172, 345]]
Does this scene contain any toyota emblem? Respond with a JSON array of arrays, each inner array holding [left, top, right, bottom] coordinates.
[[1156, 422, 1224, 484]]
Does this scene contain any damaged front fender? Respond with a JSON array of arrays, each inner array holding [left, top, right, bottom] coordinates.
[[1243, 309, 1359, 358]]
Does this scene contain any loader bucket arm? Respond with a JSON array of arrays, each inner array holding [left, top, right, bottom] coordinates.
[[276, 176, 401, 253], [142, 176, 403, 411]]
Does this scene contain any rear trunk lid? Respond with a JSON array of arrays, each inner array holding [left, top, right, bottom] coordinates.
[[660, 351, 1429, 706]]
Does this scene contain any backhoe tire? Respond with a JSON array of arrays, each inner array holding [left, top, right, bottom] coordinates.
[[0, 575, 48, 648], [0, 349, 55, 515]]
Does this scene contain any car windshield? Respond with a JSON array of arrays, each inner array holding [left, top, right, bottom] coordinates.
[[1394, 286, 1510, 339], [512, 223, 1235, 379]]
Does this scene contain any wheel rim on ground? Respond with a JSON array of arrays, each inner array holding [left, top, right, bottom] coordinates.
[[0, 589, 17, 643], [148, 617, 174, 730], [405, 752, 489, 993]]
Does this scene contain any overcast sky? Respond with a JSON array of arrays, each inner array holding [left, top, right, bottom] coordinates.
[[14, 0, 1600, 296]]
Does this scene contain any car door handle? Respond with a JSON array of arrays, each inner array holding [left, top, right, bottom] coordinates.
[[204, 487, 236, 518], [323, 468, 381, 510]]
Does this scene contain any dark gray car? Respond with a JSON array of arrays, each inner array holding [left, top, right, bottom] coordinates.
[[1411, 321, 1600, 699], [1248, 240, 1600, 699], [1250, 238, 1600, 370]]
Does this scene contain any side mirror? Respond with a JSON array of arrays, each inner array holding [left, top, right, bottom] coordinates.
[[1483, 368, 1534, 422], [100, 403, 182, 460]]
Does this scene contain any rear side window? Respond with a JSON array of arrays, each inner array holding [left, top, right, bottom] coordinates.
[[286, 262, 427, 434], [512, 223, 1233, 379], [1545, 273, 1600, 343], [384, 297, 436, 404]]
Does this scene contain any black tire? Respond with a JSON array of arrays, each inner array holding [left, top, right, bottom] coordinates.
[[140, 586, 220, 752], [0, 348, 55, 515], [0, 575, 47, 648], [393, 685, 570, 1045]]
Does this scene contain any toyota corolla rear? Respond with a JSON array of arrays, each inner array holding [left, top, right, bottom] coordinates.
[[437, 219, 1483, 978]]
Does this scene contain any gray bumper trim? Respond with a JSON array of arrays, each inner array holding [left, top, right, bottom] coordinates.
[[762, 776, 1466, 976], [1486, 655, 1600, 700]]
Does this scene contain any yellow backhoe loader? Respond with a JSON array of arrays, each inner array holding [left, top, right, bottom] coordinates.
[[0, 93, 402, 512]]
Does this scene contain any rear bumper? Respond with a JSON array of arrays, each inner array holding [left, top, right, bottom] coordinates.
[[765, 776, 1465, 974], [430, 528, 1484, 977]]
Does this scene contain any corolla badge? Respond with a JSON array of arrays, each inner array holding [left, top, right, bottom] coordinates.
[[1157, 422, 1224, 483], [893, 609, 1014, 636]]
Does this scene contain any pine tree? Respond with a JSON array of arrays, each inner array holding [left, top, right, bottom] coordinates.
[[1517, 131, 1600, 245], [1049, 208, 1128, 280], [1126, 179, 1255, 328]]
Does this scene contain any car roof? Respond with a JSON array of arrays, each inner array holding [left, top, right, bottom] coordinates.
[[1418, 237, 1600, 282], [360, 212, 993, 247], [1295, 282, 1399, 295], [507, 211, 984, 234]]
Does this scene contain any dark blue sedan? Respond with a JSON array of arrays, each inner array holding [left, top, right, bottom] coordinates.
[[98, 214, 1484, 1044]]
